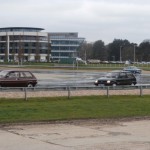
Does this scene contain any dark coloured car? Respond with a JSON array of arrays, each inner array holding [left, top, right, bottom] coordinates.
[[123, 66, 142, 74], [0, 70, 37, 87], [94, 70, 137, 86]]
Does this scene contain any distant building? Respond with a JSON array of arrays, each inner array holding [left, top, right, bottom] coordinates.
[[49, 32, 84, 63], [0, 27, 84, 63], [0, 27, 49, 62]]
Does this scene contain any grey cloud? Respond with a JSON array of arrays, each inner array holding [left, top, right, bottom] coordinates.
[[1, 0, 150, 44]]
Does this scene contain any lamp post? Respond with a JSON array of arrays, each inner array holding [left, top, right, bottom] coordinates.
[[84, 48, 86, 62], [120, 46, 122, 62], [133, 44, 136, 64]]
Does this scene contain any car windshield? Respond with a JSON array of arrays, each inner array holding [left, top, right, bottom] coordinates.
[[127, 66, 136, 69], [0, 70, 10, 78], [105, 72, 118, 78]]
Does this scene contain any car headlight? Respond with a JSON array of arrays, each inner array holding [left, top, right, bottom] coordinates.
[[107, 80, 110, 83], [95, 80, 98, 83]]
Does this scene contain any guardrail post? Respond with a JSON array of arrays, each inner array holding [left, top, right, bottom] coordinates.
[[24, 88, 27, 100], [140, 86, 143, 97], [107, 86, 109, 98], [67, 86, 71, 99]]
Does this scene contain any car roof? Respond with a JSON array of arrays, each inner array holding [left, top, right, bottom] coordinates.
[[1, 70, 31, 72], [110, 70, 130, 73], [126, 66, 137, 68]]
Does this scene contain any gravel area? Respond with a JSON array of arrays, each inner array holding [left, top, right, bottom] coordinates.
[[0, 88, 149, 99], [1, 119, 150, 150]]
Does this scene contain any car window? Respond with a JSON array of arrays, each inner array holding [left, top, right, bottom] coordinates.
[[106, 72, 118, 78], [127, 73, 134, 78], [8, 72, 19, 78], [0, 70, 10, 77], [23, 72, 33, 78], [20, 72, 26, 78], [119, 73, 127, 78]]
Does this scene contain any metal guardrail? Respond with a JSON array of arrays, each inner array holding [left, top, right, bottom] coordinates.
[[0, 85, 150, 100]]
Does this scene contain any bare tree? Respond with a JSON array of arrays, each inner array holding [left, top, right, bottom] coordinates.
[[28, 39, 32, 62], [35, 32, 40, 62], [47, 35, 51, 62], [78, 41, 93, 60], [11, 32, 16, 63], [18, 34, 24, 64], [92, 40, 107, 61], [4, 32, 8, 62]]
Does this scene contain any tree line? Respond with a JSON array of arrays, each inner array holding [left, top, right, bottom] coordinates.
[[79, 39, 150, 62]]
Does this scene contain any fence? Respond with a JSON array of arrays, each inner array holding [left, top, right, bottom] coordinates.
[[0, 85, 150, 100]]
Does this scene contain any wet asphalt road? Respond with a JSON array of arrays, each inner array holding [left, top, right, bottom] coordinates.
[[32, 70, 150, 87]]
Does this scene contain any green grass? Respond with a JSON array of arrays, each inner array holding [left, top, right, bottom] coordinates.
[[0, 95, 150, 123], [1, 62, 150, 71]]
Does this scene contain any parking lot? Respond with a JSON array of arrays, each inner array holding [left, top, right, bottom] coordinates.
[[0, 69, 149, 99], [34, 70, 150, 87]]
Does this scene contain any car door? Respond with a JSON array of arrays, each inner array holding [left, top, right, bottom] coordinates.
[[2, 71, 20, 87], [117, 72, 129, 85], [126, 72, 136, 84], [18, 71, 28, 87]]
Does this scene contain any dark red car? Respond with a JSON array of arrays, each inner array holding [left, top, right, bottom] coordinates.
[[0, 70, 37, 87]]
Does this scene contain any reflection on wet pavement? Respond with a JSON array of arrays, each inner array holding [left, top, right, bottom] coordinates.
[[32, 70, 150, 87]]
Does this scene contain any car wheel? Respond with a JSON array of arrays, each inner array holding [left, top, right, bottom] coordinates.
[[112, 83, 117, 87], [27, 83, 33, 87], [131, 82, 136, 86]]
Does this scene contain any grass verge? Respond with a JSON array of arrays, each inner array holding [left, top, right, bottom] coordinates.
[[0, 95, 150, 124]]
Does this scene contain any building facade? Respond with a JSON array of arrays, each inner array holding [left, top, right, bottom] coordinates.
[[49, 32, 84, 63], [0, 27, 84, 63], [0, 27, 49, 62]]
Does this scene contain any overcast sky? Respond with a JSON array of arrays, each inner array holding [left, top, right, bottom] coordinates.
[[1, 0, 150, 44]]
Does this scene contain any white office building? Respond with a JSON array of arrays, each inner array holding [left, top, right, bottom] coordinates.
[[0, 27, 84, 63]]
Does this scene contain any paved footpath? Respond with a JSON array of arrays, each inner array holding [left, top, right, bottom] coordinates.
[[0, 119, 150, 150]]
